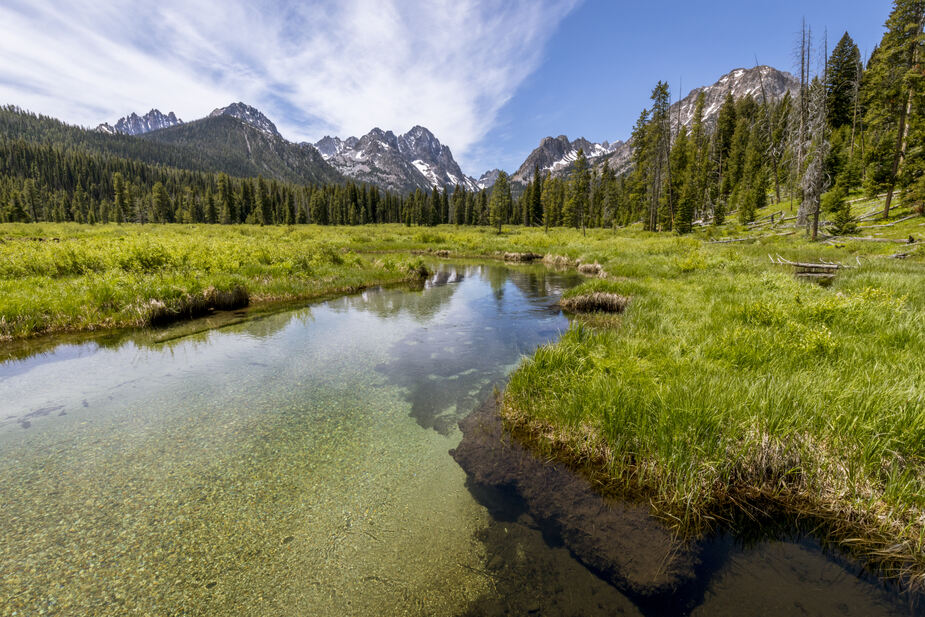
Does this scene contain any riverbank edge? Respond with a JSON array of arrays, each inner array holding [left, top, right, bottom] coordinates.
[[0, 264, 432, 345], [0, 246, 566, 343], [497, 395, 925, 594]]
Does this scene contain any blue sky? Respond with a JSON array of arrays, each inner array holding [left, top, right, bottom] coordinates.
[[0, 0, 892, 177]]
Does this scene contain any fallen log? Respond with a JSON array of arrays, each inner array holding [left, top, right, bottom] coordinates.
[[859, 214, 919, 229], [889, 246, 921, 259], [828, 236, 914, 244], [709, 237, 751, 243], [772, 255, 851, 270]]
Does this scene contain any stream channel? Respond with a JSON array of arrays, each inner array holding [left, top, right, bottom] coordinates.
[[0, 261, 919, 616]]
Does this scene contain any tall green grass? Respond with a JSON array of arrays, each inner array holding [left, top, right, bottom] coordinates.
[[0, 223, 427, 339], [502, 242, 925, 586]]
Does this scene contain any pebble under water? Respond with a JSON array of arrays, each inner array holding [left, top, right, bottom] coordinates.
[[0, 262, 919, 616]]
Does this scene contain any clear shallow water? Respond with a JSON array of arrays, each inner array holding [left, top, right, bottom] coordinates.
[[0, 262, 918, 616]]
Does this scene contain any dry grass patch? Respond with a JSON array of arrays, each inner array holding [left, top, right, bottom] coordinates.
[[503, 251, 543, 262]]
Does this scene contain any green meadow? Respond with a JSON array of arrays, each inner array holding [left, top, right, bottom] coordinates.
[[2, 202, 923, 584]]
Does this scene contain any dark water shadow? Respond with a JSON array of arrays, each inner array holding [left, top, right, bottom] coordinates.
[[452, 399, 924, 617]]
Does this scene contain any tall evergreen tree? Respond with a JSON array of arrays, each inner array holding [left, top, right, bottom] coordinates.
[[152, 182, 171, 223], [531, 164, 543, 226], [863, 0, 925, 216], [489, 171, 511, 232], [563, 149, 591, 232], [826, 32, 863, 129]]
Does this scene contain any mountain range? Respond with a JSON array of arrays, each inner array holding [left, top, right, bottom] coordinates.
[[84, 65, 799, 195], [96, 109, 183, 136], [311, 126, 481, 194]]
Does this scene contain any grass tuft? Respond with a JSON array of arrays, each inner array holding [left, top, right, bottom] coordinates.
[[560, 292, 629, 313]]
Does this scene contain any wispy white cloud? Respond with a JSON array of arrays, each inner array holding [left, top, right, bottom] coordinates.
[[0, 0, 579, 172]]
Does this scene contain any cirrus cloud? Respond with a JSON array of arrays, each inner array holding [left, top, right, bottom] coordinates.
[[0, 0, 579, 173]]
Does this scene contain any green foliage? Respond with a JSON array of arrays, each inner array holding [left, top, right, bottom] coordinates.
[[825, 185, 859, 235], [489, 171, 511, 232], [826, 32, 863, 129], [0, 224, 429, 339], [564, 149, 590, 230]]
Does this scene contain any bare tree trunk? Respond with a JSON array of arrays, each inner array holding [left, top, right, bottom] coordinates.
[[849, 56, 862, 158], [798, 21, 809, 185], [801, 69, 829, 237], [883, 92, 912, 218], [755, 62, 782, 204], [883, 14, 924, 218], [665, 87, 674, 229]]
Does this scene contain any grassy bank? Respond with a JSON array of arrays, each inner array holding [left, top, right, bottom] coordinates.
[[0, 223, 432, 340], [3, 206, 924, 585], [494, 210, 925, 587]]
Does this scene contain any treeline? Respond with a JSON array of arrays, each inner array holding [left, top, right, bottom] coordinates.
[[0, 135, 405, 225], [0, 108, 572, 228]]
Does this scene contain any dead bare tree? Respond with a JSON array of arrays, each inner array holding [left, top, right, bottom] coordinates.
[[799, 38, 830, 240], [799, 20, 811, 186], [755, 61, 784, 204], [849, 51, 864, 158]]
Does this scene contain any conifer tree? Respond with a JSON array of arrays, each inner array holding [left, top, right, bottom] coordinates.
[[453, 185, 466, 225], [826, 32, 863, 129], [8, 192, 29, 222], [489, 171, 511, 232], [564, 149, 590, 232], [204, 191, 217, 224], [531, 164, 543, 226], [152, 182, 171, 223], [309, 189, 327, 225], [863, 0, 925, 216]]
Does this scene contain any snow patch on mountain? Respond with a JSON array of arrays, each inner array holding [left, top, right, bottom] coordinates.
[[511, 136, 619, 184], [477, 169, 501, 190], [316, 126, 479, 193]]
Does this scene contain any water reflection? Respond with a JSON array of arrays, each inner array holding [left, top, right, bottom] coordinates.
[[372, 263, 579, 434]]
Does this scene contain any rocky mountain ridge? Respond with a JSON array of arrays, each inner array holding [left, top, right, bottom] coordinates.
[[510, 136, 621, 184], [91, 65, 800, 194], [96, 109, 183, 135], [314, 126, 480, 194], [208, 102, 280, 137]]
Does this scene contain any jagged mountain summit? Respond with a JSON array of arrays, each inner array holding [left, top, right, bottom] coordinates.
[[96, 109, 183, 136], [141, 111, 341, 186], [511, 136, 620, 184], [674, 65, 799, 129], [313, 135, 359, 159], [209, 102, 279, 137], [314, 126, 479, 194], [476, 169, 501, 190]]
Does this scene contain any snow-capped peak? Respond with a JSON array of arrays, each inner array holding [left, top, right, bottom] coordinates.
[[314, 125, 479, 193]]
